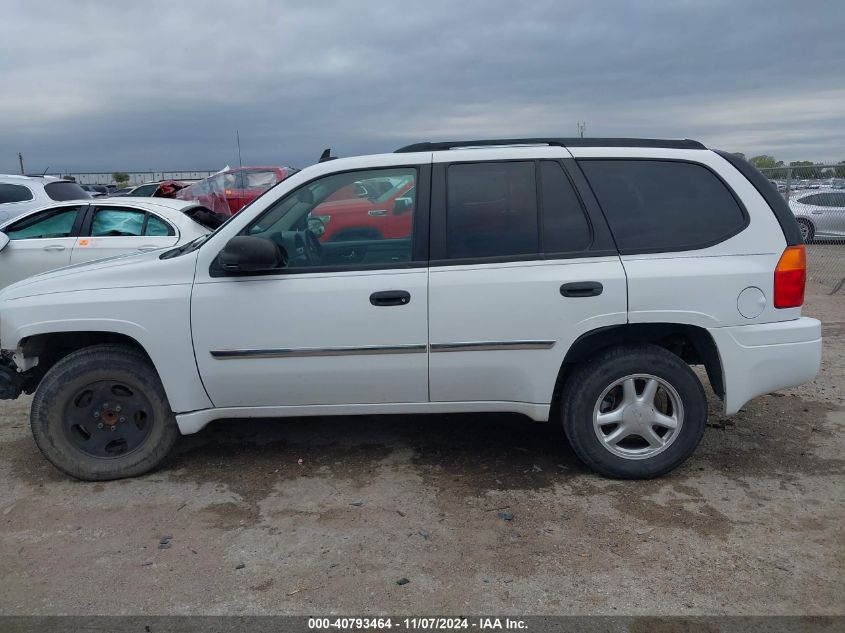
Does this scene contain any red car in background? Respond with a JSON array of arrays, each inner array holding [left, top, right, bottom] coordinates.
[[310, 175, 416, 242], [176, 166, 296, 216]]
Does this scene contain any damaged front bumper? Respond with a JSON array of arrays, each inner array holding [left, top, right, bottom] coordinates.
[[0, 351, 28, 400]]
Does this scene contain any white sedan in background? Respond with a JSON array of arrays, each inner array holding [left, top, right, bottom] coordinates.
[[0, 197, 219, 289]]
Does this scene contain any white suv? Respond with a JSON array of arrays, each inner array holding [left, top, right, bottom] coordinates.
[[0, 138, 822, 480], [0, 174, 91, 224]]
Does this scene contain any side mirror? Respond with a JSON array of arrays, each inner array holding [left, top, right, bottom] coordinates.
[[218, 236, 286, 273], [0, 232, 9, 253], [393, 197, 413, 214]]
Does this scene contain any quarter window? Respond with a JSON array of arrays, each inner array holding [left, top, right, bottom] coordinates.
[[540, 161, 591, 253], [145, 215, 173, 236], [580, 160, 747, 253], [0, 184, 34, 204], [5, 206, 85, 239], [446, 162, 539, 259]]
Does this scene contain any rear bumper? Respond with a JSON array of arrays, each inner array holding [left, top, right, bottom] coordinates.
[[708, 317, 822, 415]]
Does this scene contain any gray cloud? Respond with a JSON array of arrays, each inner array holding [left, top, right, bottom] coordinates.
[[2, 0, 844, 175]]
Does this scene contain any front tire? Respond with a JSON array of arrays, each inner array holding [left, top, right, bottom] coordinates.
[[561, 344, 707, 479], [30, 345, 179, 481]]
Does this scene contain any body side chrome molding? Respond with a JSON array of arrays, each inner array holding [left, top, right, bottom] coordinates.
[[210, 344, 427, 360], [211, 340, 556, 360], [430, 340, 556, 352]]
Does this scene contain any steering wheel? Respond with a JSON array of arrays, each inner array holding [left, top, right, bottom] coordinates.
[[305, 229, 323, 264]]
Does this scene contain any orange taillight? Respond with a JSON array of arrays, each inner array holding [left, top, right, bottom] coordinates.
[[774, 245, 806, 308]]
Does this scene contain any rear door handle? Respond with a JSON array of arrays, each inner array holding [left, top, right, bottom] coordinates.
[[370, 290, 411, 306], [561, 281, 603, 298], [42, 245, 66, 252]]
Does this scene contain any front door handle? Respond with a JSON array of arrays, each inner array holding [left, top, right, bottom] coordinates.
[[137, 245, 159, 252], [42, 245, 66, 252], [370, 290, 411, 307], [561, 281, 603, 298]]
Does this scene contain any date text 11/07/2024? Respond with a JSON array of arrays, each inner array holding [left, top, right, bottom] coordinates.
[[307, 617, 528, 630]]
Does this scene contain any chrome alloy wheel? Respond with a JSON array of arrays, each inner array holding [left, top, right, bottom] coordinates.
[[592, 374, 684, 460]]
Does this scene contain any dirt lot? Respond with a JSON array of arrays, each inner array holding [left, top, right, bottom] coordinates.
[[0, 285, 843, 616]]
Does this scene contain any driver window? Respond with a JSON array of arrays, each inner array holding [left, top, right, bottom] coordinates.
[[243, 167, 417, 270]]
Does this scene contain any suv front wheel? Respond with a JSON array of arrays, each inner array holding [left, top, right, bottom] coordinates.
[[561, 344, 707, 478], [30, 344, 179, 481]]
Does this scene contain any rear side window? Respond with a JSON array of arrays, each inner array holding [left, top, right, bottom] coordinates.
[[91, 208, 146, 236], [446, 162, 539, 258], [580, 160, 747, 253], [0, 184, 34, 204], [44, 181, 89, 201]]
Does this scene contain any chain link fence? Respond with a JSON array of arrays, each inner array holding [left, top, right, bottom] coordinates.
[[759, 164, 845, 293], [53, 171, 218, 186]]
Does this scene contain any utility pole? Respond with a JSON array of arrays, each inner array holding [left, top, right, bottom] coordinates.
[[236, 130, 243, 168], [18, 152, 24, 175], [577, 121, 587, 138]]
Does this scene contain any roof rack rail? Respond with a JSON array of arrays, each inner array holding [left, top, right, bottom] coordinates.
[[394, 138, 707, 153]]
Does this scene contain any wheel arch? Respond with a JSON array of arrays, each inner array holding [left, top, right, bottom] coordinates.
[[14, 330, 154, 391], [8, 321, 213, 413], [553, 322, 724, 405]]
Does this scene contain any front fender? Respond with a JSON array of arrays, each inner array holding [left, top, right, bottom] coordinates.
[[0, 285, 212, 414]]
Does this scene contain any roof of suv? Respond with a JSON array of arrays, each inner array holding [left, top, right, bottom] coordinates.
[[395, 138, 707, 153], [0, 174, 63, 184]]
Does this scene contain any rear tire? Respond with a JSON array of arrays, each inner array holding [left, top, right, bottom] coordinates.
[[30, 344, 179, 481], [797, 218, 815, 243], [561, 344, 707, 479]]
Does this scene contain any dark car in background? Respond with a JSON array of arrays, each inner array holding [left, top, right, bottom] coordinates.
[[80, 184, 109, 197]]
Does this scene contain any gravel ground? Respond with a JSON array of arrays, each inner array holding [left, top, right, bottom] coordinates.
[[0, 284, 843, 616]]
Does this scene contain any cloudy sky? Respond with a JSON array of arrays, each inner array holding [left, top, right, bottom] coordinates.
[[1, 0, 843, 175]]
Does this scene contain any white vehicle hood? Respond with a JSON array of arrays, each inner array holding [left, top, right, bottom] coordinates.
[[0, 249, 199, 302]]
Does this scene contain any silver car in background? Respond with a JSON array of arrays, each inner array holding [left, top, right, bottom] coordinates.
[[789, 190, 845, 242]]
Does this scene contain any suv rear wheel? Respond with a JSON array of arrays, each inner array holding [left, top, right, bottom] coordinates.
[[561, 344, 707, 478], [30, 345, 179, 481]]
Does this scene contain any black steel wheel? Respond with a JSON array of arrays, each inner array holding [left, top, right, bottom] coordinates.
[[62, 380, 156, 459], [31, 344, 179, 480]]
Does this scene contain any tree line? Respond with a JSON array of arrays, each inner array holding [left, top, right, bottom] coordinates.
[[732, 154, 845, 179]]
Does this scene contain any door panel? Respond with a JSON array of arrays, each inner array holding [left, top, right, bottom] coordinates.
[[0, 204, 86, 288], [191, 269, 429, 407], [70, 235, 177, 264], [0, 238, 76, 288], [428, 258, 627, 404], [71, 206, 179, 264]]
